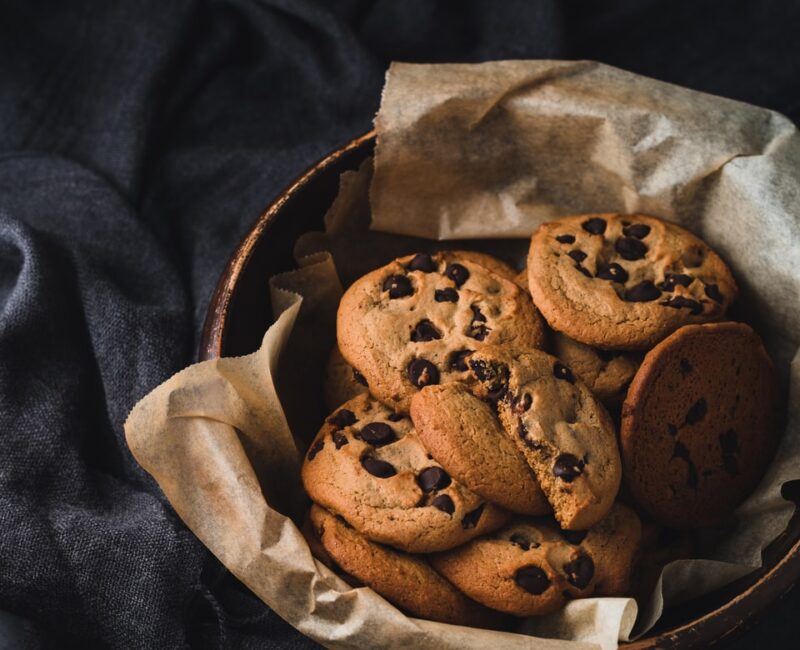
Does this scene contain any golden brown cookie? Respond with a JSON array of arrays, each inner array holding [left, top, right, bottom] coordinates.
[[323, 346, 368, 412], [302, 394, 511, 552], [337, 251, 546, 413], [308, 505, 504, 628], [430, 504, 641, 617], [527, 214, 738, 350], [621, 322, 779, 528], [410, 383, 549, 515]]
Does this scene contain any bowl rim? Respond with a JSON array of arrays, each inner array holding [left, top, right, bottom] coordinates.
[[199, 130, 800, 648]]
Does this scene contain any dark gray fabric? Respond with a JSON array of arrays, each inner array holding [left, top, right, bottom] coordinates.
[[0, 1, 797, 647]]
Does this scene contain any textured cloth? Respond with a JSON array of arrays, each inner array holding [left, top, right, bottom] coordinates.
[[0, 1, 798, 648]]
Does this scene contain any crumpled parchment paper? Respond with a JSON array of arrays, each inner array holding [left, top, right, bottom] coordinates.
[[125, 61, 800, 649]]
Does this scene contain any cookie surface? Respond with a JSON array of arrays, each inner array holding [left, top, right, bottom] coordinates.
[[621, 322, 779, 528], [410, 383, 549, 515], [323, 345, 368, 412], [448, 249, 519, 283], [302, 393, 510, 552], [430, 504, 641, 616], [308, 505, 503, 628], [527, 213, 738, 350], [337, 251, 546, 412], [466, 346, 621, 530]]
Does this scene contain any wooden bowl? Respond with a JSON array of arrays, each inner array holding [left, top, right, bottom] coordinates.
[[199, 131, 800, 647]]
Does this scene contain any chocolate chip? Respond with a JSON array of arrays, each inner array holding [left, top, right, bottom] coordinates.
[[559, 528, 588, 545], [431, 494, 455, 514], [615, 236, 648, 260], [468, 359, 508, 400], [307, 439, 324, 461], [661, 296, 703, 315], [352, 369, 368, 386], [361, 456, 397, 478], [444, 263, 470, 287], [564, 554, 594, 589], [668, 424, 678, 436], [417, 467, 451, 492], [514, 565, 550, 595], [568, 250, 587, 263], [328, 409, 357, 428], [704, 283, 724, 304], [468, 325, 490, 341], [514, 393, 532, 413], [553, 453, 584, 482], [387, 412, 403, 422], [719, 429, 739, 476], [581, 218, 607, 235], [673, 441, 690, 460], [434, 288, 459, 302], [510, 533, 537, 551], [622, 223, 651, 239], [556, 234, 576, 244], [623, 281, 661, 302], [411, 319, 442, 342], [658, 273, 694, 292], [679, 358, 693, 376], [449, 349, 474, 372], [553, 361, 575, 383], [461, 504, 485, 529], [684, 398, 707, 426], [672, 442, 698, 488], [407, 359, 439, 388], [470, 304, 487, 322], [575, 265, 592, 278], [595, 262, 628, 283], [332, 431, 348, 449], [595, 348, 619, 363], [382, 274, 413, 298], [408, 253, 436, 273], [360, 422, 396, 447]]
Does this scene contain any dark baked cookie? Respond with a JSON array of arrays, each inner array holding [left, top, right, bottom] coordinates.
[[410, 383, 550, 515], [527, 214, 738, 350], [323, 345, 368, 412], [430, 504, 641, 616], [621, 322, 779, 528], [302, 393, 511, 552], [308, 505, 503, 628], [337, 251, 546, 412], [465, 346, 621, 530]]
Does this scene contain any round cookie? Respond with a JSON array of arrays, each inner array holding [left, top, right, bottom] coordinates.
[[302, 393, 511, 553], [465, 346, 621, 530], [410, 383, 550, 515], [308, 505, 503, 628], [552, 332, 640, 405], [527, 213, 738, 350], [337, 251, 546, 412], [621, 322, 779, 528], [323, 345, 368, 412], [430, 504, 641, 617]]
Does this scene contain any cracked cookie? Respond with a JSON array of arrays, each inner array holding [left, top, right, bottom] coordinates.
[[527, 213, 738, 350], [307, 505, 504, 628], [302, 393, 511, 552], [337, 251, 546, 412], [621, 322, 779, 528], [464, 346, 621, 530], [430, 504, 641, 616], [323, 345, 368, 412], [410, 383, 550, 515]]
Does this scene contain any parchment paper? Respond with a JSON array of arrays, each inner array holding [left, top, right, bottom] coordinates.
[[125, 61, 800, 649]]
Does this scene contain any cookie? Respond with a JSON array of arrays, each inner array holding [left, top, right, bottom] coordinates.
[[465, 346, 621, 529], [308, 505, 503, 628], [527, 213, 738, 350], [621, 322, 779, 528], [337, 251, 546, 412], [302, 393, 511, 552], [430, 504, 641, 617], [323, 345, 368, 412], [410, 383, 550, 515], [552, 332, 640, 405]]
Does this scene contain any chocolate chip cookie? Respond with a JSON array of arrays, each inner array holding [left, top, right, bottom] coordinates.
[[302, 393, 511, 552], [337, 251, 546, 412], [621, 322, 779, 528], [430, 504, 641, 616], [465, 347, 621, 530], [308, 505, 503, 628], [410, 383, 550, 515], [323, 345, 368, 412], [527, 214, 738, 350]]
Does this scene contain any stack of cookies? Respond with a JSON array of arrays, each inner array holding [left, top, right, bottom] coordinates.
[[302, 213, 780, 627]]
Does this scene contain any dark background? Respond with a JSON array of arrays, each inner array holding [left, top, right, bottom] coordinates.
[[0, 0, 798, 647]]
